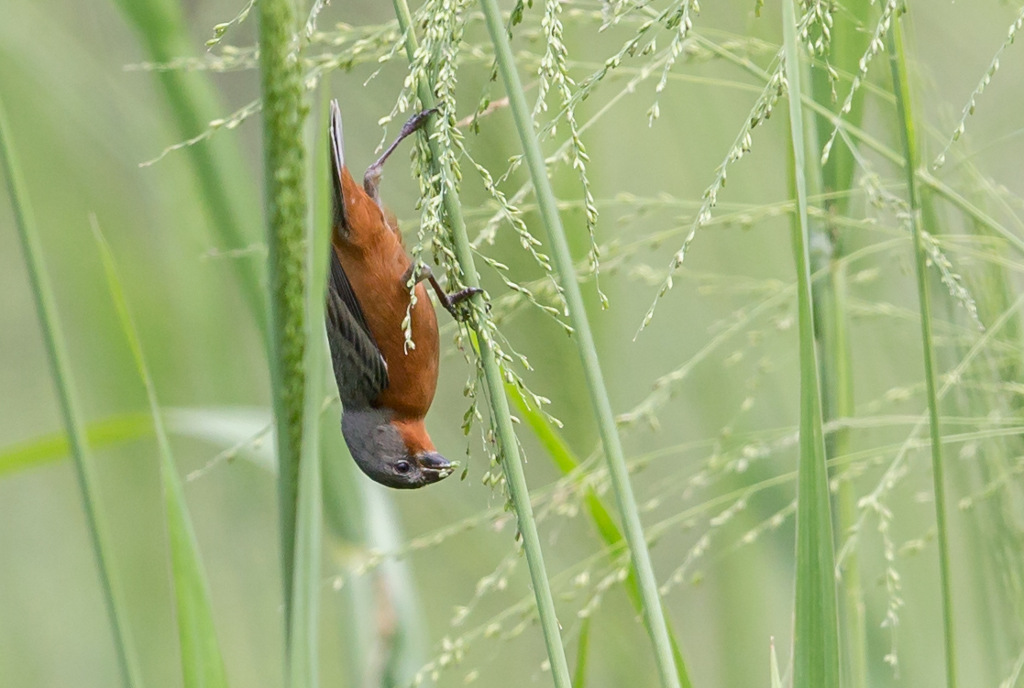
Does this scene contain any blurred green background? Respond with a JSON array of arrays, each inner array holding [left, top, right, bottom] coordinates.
[[3, 1, 1024, 687]]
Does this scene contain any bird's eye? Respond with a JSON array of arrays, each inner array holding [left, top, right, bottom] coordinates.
[[394, 460, 411, 474]]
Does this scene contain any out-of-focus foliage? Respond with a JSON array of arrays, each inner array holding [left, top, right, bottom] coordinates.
[[2, 1, 1024, 687]]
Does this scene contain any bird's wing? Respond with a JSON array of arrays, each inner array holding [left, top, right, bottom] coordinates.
[[325, 249, 389, 407]]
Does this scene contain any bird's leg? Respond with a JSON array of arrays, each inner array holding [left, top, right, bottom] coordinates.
[[364, 108, 438, 204], [429, 276, 483, 320], [401, 262, 483, 320]]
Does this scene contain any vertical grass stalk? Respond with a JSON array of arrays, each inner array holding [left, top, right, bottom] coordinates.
[[388, 2, 572, 686], [1, 98, 144, 688], [112, 0, 266, 332], [781, 1, 841, 686], [477, 2, 683, 686], [887, 16, 958, 688], [507, 383, 692, 686], [289, 340, 323, 688], [259, 0, 309, 645], [286, 107, 332, 688], [807, 3, 870, 684]]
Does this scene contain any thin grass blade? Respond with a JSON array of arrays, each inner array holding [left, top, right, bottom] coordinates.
[[477, 2, 684, 685], [388, 1, 574, 686], [0, 414, 152, 478], [90, 217, 228, 688], [804, 3, 869, 685], [2, 97, 145, 688], [507, 383, 693, 688], [781, 1, 841, 686], [887, 16, 959, 688], [573, 618, 592, 688]]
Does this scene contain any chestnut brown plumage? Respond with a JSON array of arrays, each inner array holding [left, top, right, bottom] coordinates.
[[324, 100, 477, 489]]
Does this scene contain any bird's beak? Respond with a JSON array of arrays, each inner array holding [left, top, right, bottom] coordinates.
[[417, 451, 456, 481]]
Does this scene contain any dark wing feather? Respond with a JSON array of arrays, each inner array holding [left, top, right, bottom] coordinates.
[[325, 249, 388, 408]]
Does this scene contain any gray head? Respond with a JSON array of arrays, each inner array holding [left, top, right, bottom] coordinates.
[[341, 408, 454, 489]]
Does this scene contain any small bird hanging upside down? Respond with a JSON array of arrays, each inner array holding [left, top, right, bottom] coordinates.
[[324, 99, 479, 489]]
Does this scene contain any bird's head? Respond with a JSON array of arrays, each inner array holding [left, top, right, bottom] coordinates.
[[341, 409, 454, 489]]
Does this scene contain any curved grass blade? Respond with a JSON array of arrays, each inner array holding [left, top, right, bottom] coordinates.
[[2, 97, 145, 688], [0, 408, 275, 481], [0, 413, 152, 478], [507, 383, 692, 688], [90, 216, 228, 688]]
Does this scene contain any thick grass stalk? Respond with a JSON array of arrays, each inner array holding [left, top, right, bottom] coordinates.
[[289, 344, 323, 688], [388, 2, 572, 686], [781, 1, 841, 686], [91, 217, 228, 688], [112, 0, 265, 331], [1, 99, 144, 688], [287, 107, 331, 688], [887, 16, 958, 688], [259, 0, 309, 640], [477, 2, 682, 687]]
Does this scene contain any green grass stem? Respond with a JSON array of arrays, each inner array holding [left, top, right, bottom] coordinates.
[[477, 2, 684, 687], [91, 217, 228, 688], [806, 4, 870, 685], [288, 339, 323, 688], [887, 16, 959, 688], [507, 384, 692, 687], [388, 1, 573, 685], [2, 97, 145, 688], [112, 0, 265, 332], [572, 618, 591, 687], [259, 0, 309, 643], [287, 101, 332, 688], [782, 1, 841, 686]]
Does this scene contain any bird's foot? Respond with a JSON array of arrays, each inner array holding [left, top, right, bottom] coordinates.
[[402, 262, 483, 321]]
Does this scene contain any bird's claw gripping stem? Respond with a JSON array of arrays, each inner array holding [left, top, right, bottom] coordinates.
[[402, 263, 483, 321]]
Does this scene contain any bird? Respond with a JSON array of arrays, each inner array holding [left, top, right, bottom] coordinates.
[[324, 99, 479, 489]]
